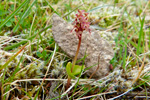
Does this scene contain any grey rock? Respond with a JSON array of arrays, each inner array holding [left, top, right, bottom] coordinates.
[[52, 14, 114, 78]]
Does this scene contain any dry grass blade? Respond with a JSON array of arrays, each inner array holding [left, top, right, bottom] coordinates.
[[76, 91, 117, 100]]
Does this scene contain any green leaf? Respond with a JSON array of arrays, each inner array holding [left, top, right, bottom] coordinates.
[[72, 64, 85, 76], [66, 62, 75, 79], [66, 62, 85, 79], [42, 50, 47, 60], [6, 21, 12, 27], [0, 10, 9, 16], [36, 51, 42, 57]]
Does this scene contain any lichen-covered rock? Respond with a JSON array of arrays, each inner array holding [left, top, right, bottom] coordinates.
[[52, 14, 114, 78]]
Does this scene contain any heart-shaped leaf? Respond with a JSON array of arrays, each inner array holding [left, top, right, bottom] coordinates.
[[66, 62, 85, 79]]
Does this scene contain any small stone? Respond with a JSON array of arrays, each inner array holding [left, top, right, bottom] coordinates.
[[52, 14, 114, 79]]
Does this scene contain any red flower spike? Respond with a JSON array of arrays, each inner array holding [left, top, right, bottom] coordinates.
[[72, 10, 91, 40]]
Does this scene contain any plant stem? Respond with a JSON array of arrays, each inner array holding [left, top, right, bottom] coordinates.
[[66, 77, 71, 90], [71, 37, 81, 72], [66, 36, 81, 90]]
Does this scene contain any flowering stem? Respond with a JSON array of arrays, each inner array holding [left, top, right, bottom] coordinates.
[[66, 36, 81, 90], [66, 10, 90, 90], [71, 37, 82, 72]]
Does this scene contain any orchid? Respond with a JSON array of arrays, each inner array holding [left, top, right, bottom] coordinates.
[[71, 10, 90, 72], [66, 10, 90, 89]]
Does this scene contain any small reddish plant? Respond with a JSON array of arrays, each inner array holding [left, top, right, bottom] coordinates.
[[66, 10, 90, 89], [72, 10, 90, 40]]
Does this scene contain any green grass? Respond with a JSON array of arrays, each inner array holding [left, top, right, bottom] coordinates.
[[0, 0, 150, 99]]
